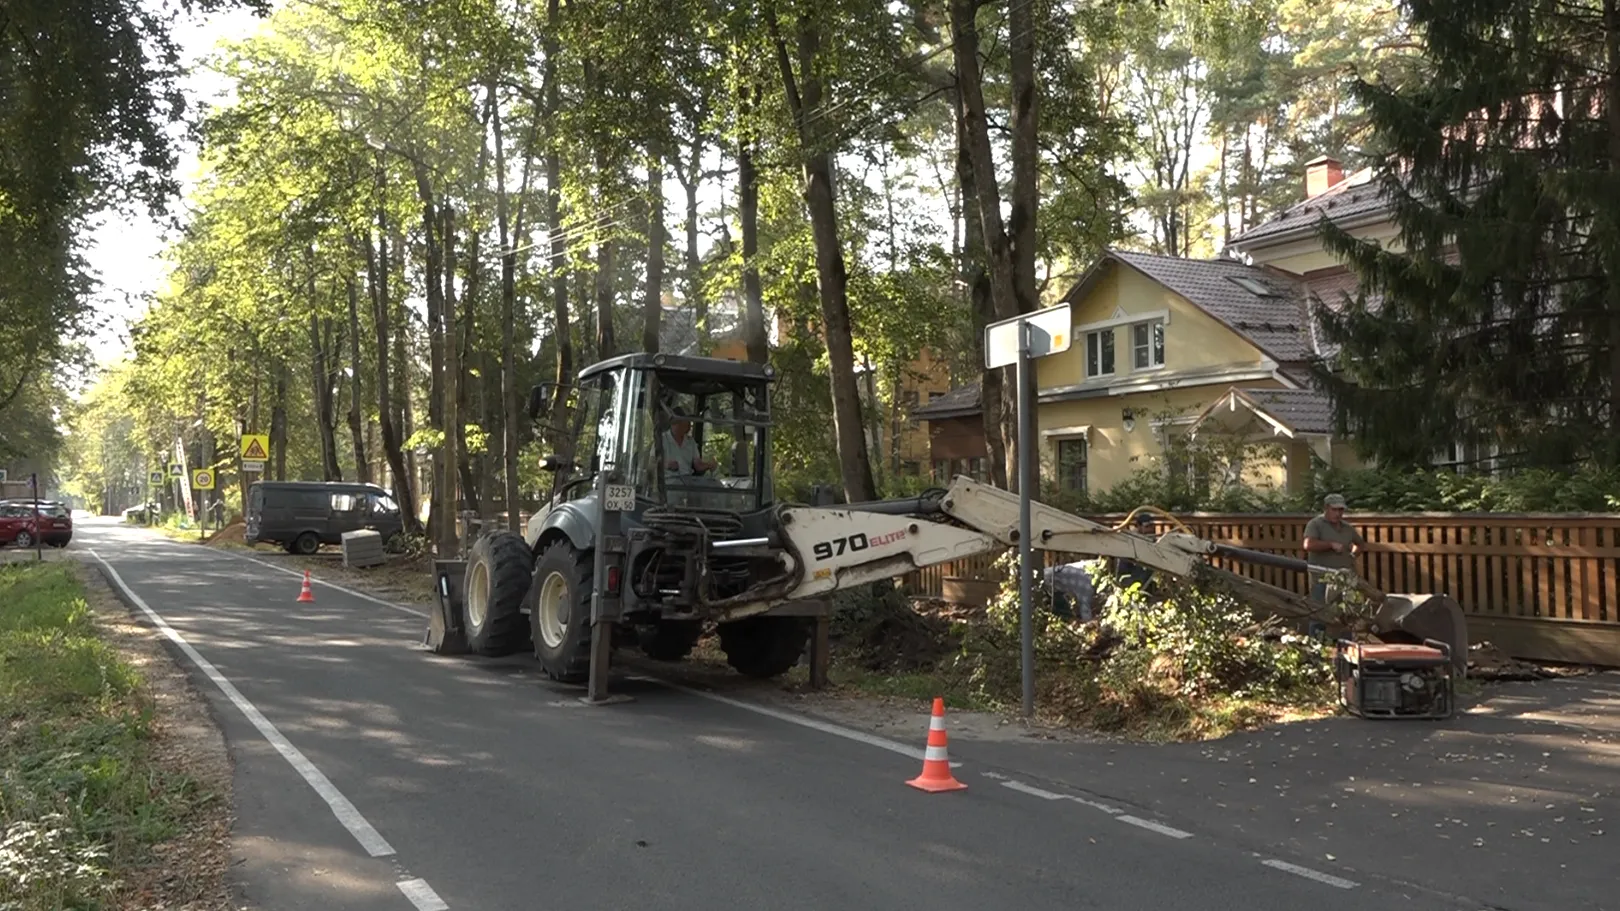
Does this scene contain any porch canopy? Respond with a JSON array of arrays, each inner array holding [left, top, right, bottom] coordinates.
[[1188, 386, 1336, 463]]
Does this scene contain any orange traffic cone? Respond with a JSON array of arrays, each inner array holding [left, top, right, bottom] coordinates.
[[296, 570, 315, 603], [906, 696, 967, 793]]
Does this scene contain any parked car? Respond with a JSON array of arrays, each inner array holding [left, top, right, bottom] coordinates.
[[0, 499, 71, 547], [244, 481, 405, 555]]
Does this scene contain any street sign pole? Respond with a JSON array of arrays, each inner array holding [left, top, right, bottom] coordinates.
[[1016, 322, 1035, 719], [983, 303, 1070, 722]]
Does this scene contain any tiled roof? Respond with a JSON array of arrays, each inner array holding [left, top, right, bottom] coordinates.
[[1229, 168, 1389, 247], [910, 384, 980, 419], [1107, 250, 1313, 361], [1235, 387, 1336, 435]]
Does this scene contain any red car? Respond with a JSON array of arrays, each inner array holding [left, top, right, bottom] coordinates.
[[0, 500, 72, 548]]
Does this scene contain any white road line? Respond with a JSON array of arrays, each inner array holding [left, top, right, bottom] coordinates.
[[397, 878, 451, 910], [1261, 859, 1359, 890], [88, 549, 397, 859], [216, 549, 429, 619], [1002, 780, 1067, 800], [631, 676, 961, 767], [1066, 794, 1126, 815], [1116, 815, 1194, 840]]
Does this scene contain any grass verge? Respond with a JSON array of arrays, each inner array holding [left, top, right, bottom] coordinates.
[[0, 562, 225, 910]]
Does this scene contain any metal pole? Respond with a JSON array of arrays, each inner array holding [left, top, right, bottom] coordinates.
[[1017, 321, 1035, 718]]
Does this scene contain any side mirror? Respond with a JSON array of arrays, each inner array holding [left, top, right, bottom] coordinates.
[[528, 383, 551, 420], [538, 454, 575, 473]]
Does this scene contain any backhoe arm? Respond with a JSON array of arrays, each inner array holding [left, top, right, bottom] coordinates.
[[772, 476, 1326, 621]]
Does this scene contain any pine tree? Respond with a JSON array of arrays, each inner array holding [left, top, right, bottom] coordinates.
[[1312, 0, 1620, 470]]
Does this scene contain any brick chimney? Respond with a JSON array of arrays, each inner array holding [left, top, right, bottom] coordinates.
[[1305, 155, 1345, 198]]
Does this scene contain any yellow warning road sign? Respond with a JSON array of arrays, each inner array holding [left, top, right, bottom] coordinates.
[[240, 434, 270, 461], [192, 469, 216, 490]]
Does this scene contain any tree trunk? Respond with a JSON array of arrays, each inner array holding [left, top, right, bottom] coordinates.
[[443, 204, 464, 543], [370, 166, 420, 533], [682, 138, 705, 350], [492, 84, 523, 533], [271, 361, 288, 481], [308, 313, 342, 481], [544, 0, 574, 463], [739, 81, 768, 364], [643, 146, 665, 354], [459, 220, 483, 510], [411, 166, 452, 551], [951, 0, 1020, 491], [1007, 0, 1039, 493], [955, 83, 1007, 489], [770, 11, 876, 502], [344, 274, 371, 483]]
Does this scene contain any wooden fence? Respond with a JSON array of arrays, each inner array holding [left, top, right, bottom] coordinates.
[[899, 513, 1620, 666]]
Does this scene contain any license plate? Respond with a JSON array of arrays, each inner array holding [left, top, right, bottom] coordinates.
[[603, 484, 637, 512]]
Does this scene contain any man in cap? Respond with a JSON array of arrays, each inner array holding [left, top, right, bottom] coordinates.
[[1303, 493, 1366, 604], [663, 408, 715, 477]]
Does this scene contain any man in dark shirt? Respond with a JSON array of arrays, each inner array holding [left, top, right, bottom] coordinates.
[[1303, 493, 1366, 605]]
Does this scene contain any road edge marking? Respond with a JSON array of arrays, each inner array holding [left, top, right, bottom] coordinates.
[[1116, 814, 1194, 840], [216, 548, 429, 619], [87, 549, 398, 858], [397, 878, 451, 910], [1261, 859, 1358, 889]]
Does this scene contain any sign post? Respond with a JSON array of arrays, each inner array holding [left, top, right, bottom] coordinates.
[[983, 303, 1071, 719], [192, 469, 216, 542], [240, 434, 269, 475]]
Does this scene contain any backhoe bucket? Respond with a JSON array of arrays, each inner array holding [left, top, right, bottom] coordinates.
[[1371, 594, 1468, 674], [425, 559, 470, 655]]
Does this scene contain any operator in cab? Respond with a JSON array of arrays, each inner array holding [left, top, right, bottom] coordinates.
[[663, 408, 716, 477]]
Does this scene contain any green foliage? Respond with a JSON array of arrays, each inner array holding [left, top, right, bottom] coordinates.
[[1315, 0, 1620, 469], [0, 564, 209, 910], [1088, 566, 1333, 700]]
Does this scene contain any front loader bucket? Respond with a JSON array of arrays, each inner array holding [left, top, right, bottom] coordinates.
[[1370, 594, 1468, 675], [425, 559, 470, 655]]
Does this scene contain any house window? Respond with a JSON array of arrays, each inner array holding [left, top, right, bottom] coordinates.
[[932, 459, 951, 482], [901, 460, 921, 476], [1086, 329, 1115, 377], [1132, 320, 1165, 370], [968, 457, 987, 482], [1055, 438, 1088, 493]]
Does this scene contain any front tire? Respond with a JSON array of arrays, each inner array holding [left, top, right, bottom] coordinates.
[[529, 541, 594, 683], [463, 532, 534, 657], [718, 616, 810, 679]]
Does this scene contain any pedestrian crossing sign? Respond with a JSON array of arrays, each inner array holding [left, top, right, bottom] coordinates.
[[240, 434, 270, 461]]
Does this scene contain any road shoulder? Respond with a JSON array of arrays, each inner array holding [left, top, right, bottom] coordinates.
[[78, 560, 247, 909]]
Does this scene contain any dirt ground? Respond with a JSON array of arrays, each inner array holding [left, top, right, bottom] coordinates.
[[75, 561, 246, 910]]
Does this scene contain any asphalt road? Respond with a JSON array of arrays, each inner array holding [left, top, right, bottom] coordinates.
[[73, 518, 1474, 911]]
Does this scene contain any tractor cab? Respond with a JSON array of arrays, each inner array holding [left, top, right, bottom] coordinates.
[[531, 353, 776, 518]]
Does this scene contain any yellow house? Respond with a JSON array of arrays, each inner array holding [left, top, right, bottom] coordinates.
[[1031, 246, 1361, 496]]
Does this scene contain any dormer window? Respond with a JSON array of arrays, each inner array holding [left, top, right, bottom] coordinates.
[[1132, 320, 1164, 369], [1086, 329, 1115, 377]]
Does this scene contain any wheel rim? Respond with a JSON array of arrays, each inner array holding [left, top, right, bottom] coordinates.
[[466, 561, 490, 630], [16, 532, 31, 547], [536, 571, 570, 649]]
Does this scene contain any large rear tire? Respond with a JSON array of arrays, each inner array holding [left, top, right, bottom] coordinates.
[[637, 620, 704, 662], [718, 616, 810, 679], [530, 541, 595, 683], [463, 531, 534, 657]]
